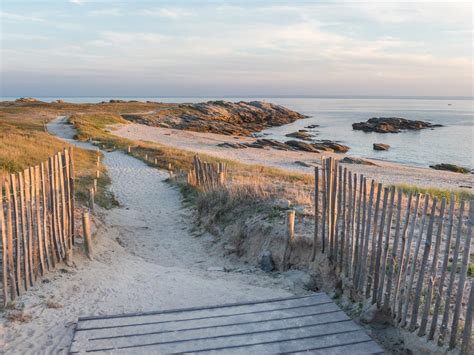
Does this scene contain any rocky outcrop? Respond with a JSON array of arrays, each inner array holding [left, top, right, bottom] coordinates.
[[285, 130, 314, 141], [429, 164, 470, 174], [285, 140, 321, 153], [373, 143, 390, 151], [353, 117, 442, 133], [122, 101, 307, 136], [218, 138, 350, 154], [15, 97, 39, 103], [340, 157, 377, 166]]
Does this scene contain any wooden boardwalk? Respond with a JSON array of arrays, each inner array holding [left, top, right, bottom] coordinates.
[[70, 293, 384, 354]]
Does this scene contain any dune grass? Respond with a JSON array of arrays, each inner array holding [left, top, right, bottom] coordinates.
[[0, 106, 114, 208], [394, 183, 473, 201]]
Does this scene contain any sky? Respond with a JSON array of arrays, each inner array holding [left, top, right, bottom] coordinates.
[[0, 0, 472, 97]]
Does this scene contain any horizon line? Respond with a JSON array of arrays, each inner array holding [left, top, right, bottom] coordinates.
[[1, 95, 473, 101]]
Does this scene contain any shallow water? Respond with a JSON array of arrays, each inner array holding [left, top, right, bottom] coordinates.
[[3, 96, 473, 169]]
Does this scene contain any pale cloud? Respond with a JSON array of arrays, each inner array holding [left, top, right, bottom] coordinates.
[[90, 31, 168, 47], [0, 11, 48, 23], [138, 7, 190, 19], [89, 8, 123, 17]]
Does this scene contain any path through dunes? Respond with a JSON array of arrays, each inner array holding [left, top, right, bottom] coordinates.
[[2, 117, 293, 354]]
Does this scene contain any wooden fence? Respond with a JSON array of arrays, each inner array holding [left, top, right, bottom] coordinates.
[[311, 156, 472, 351], [187, 155, 228, 191], [0, 149, 75, 306]]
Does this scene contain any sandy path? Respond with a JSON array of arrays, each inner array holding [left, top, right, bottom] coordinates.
[[1, 117, 294, 354], [112, 123, 473, 191]]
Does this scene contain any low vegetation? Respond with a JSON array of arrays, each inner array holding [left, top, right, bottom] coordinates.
[[0, 103, 115, 207], [394, 183, 473, 201]]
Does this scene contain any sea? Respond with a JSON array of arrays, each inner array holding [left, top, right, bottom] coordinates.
[[2, 96, 473, 170]]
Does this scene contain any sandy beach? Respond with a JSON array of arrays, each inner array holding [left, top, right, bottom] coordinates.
[[112, 123, 473, 192]]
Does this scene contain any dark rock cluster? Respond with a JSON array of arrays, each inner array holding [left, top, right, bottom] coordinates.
[[353, 117, 442, 133], [218, 138, 350, 153], [373, 143, 390, 151], [429, 164, 470, 174]]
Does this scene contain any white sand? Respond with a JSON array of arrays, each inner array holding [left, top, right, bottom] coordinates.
[[112, 123, 473, 191], [1, 118, 295, 354]]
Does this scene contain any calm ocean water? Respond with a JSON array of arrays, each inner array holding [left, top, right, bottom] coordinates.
[[2, 96, 473, 169]]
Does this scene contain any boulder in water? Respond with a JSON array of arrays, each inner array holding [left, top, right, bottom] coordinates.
[[429, 164, 470, 174], [373, 143, 390, 151], [353, 117, 442, 133]]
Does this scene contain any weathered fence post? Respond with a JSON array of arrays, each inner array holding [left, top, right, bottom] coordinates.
[[89, 187, 95, 213], [311, 166, 319, 261], [282, 210, 296, 271], [461, 280, 473, 354], [439, 200, 465, 344], [449, 200, 473, 349], [82, 211, 93, 260]]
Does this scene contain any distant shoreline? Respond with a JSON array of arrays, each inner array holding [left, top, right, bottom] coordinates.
[[1, 95, 473, 102]]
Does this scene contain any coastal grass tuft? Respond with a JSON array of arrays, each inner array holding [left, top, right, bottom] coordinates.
[[394, 183, 474, 201]]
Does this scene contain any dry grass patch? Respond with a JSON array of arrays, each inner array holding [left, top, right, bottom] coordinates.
[[46, 300, 63, 309], [5, 309, 32, 323]]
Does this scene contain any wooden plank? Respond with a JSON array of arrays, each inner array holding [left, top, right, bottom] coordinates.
[[54, 154, 65, 257], [358, 179, 375, 294], [311, 167, 319, 262], [24, 169, 34, 286], [77, 294, 331, 329], [449, 200, 473, 349], [438, 200, 465, 344], [352, 174, 363, 278], [58, 153, 69, 255], [350, 172, 357, 279], [383, 187, 403, 312], [461, 280, 473, 354], [372, 187, 389, 305], [392, 191, 413, 317], [4, 178, 17, 300], [64, 149, 73, 251], [401, 194, 429, 327], [321, 158, 327, 253], [69, 147, 76, 245], [40, 163, 51, 271], [330, 160, 338, 260], [1, 179, 9, 305], [345, 171, 353, 277], [10, 174, 23, 294], [418, 197, 446, 336], [355, 178, 368, 292], [377, 186, 395, 307], [70, 294, 382, 354], [29, 167, 39, 282], [326, 158, 333, 256], [428, 195, 456, 340], [409, 197, 438, 331], [335, 164, 342, 265], [396, 193, 420, 323], [340, 168, 347, 273], [49, 157, 60, 262], [18, 171, 29, 290], [34, 166, 45, 276], [366, 183, 382, 297], [282, 210, 295, 270]]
